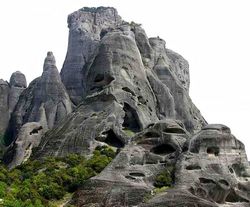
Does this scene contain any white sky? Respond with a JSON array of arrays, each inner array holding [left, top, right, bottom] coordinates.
[[0, 0, 250, 158]]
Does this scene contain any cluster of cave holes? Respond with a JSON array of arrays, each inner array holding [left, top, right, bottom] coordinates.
[[207, 146, 220, 156], [29, 126, 43, 135], [101, 129, 124, 148], [150, 144, 176, 155], [122, 103, 141, 132]]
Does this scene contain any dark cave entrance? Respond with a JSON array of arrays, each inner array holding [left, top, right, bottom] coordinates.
[[207, 146, 220, 156], [122, 103, 141, 132], [102, 129, 124, 148], [150, 144, 176, 155]]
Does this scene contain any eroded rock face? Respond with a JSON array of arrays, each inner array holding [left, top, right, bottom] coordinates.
[[8, 52, 72, 139], [72, 120, 189, 206], [0, 80, 10, 136], [3, 52, 72, 165], [4, 122, 44, 169], [8, 71, 27, 115], [0, 72, 27, 139], [34, 7, 206, 160], [1, 6, 249, 207], [141, 124, 250, 206], [61, 7, 122, 105]]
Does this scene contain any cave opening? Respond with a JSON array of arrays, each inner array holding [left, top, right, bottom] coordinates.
[[29, 126, 43, 135], [225, 189, 249, 203], [163, 127, 185, 134], [102, 129, 124, 148], [150, 144, 176, 155], [207, 146, 220, 156], [122, 103, 141, 132]]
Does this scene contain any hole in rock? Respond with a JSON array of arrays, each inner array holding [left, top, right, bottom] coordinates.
[[125, 175, 136, 180], [94, 74, 105, 82], [219, 179, 229, 186], [138, 96, 147, 105], [229, 167, 234, 174], [102, 130, 124, 148], [225, 190, 249, 203], [129, 172, 145, 177], [93, 74, 114, 85], [122, 87, 135, 96], [163, 127, 185, 134], [232, 163, 245, 177], [199, 178, 216, 185], [207, 146, 219, 156], [186, 165, 201, 170], [182, 146, 188, 152], [29, 126, 43, 135], [144, 132, 160, 138], [100, 28, 110, 39], [122, 103, 141, 132], [189, 187, 195, 195], [196, 187, 207, 198], [150, 144, 176, 155]]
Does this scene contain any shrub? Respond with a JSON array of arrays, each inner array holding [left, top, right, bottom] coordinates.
[[154, 166, 174, 188], [0, 146, 116, 206]]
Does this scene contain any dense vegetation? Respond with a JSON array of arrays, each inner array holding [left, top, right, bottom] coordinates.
[[0, 146, 116, 207], [154, 165, 174, 188]]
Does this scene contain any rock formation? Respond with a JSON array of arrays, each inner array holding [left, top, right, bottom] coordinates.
[[0, 71, 27, 145], [3, 52, 72, 167], [61, 7, 122, 105], [1, 6, 249, 207], [34, 7, 206, 159]]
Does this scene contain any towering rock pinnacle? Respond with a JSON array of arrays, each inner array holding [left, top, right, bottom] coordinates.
[[0, 71, 27, 139], [8, 71, 27, 114], [3, 52, 72, 167], [61, 7, 122, 105], [43, 51, 56, 71], [9, 71, 27, 88], [35, 7, 206, 160], [0, 80, 10, 135]]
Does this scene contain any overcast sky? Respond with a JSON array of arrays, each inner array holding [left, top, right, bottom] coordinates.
[[0, 0, 250, 157]]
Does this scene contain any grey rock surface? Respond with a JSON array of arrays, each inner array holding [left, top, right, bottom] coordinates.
[[141, 124, 250, 206], [4, 122, 44, 169], [72, 120, 189, 206], [4, 52, 72, 160], [1, 6, 249, 207], [0, 79, 10, 136], [34, 7, 206, 160], [0, 71, 27, 138], [9, 71, 27, 88], [61, 7, 122, 105], [8, 71, 27, 115]]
